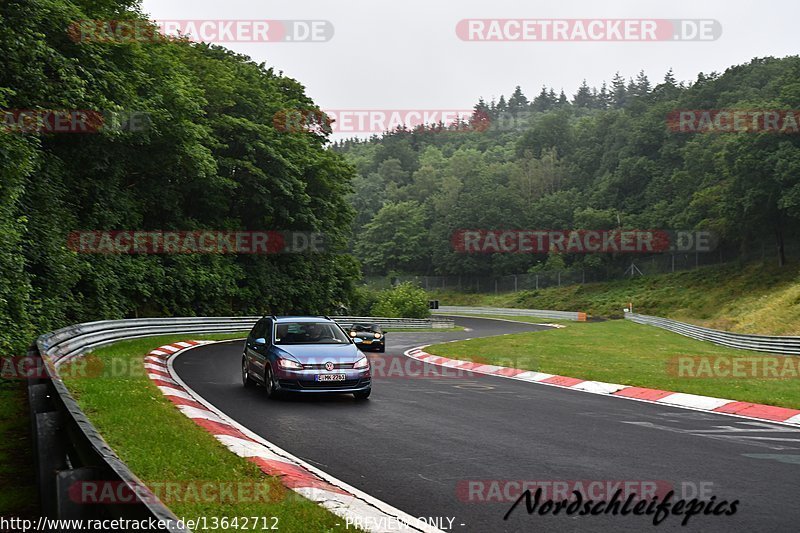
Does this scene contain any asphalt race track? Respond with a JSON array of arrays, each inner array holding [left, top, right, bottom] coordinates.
[[173, 316, 800, 532]]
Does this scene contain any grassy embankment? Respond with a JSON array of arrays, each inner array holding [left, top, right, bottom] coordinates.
[[60, 333, 356, 532], [429, 260, 800, 334], [426, 261, 800, 409]]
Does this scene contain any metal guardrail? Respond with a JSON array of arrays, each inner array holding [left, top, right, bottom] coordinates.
[[433, 306, 586, 321], [29, 314, 454, 526], [625, 312, 800, 355], [334, 316, 454, 329]]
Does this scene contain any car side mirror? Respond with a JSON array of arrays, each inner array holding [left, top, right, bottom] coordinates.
[[353, 337, 363, 344], [255, 337, 267, 345]]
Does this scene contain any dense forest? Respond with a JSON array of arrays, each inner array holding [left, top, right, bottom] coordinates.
[[0, 0, 358, 354], [336, 58, 800, 280], [4, 1, 800, 355]]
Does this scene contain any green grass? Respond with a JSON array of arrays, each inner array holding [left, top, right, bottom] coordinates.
[[429, 260, 800, 335], [61, 332, 357, 532], [436, 313, 572, 326], [0, 378, 38, 517], [426, 320, 800, 409]]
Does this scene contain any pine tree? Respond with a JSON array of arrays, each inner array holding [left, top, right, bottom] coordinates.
[[572, 79, 594, 108], [471, 97, 491, 129], [496, 95, 508, 114], [598, 82, 612, 109], [473, 97, 490, 115], [664, 68, 677, 86], [611, 72, 627, 108], [634, 70, 651, 96], [508, 86, 529, 115], [532, 86, 554, 112]]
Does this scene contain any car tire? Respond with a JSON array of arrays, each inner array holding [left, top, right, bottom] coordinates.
[[264, 365, 280, 399], [242, 356, 255, 388], [353, 389, 371, 400]]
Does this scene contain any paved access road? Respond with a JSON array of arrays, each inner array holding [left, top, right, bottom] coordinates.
[[174, 316, 800, 532]]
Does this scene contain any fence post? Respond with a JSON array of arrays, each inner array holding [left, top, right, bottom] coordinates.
[[536, 275, 539, 290], [514, 275, 518, 292]]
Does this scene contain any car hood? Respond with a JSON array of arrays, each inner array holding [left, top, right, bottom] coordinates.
[[276, 343, 363, 364]]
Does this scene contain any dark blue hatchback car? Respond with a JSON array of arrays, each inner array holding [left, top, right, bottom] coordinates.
[[242, 316, 371, 400]]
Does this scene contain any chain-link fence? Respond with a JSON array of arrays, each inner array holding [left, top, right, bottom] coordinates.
[[365, 243, 798, 293]]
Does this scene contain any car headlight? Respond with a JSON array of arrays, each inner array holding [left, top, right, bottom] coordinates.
[[353, 356, 369, 369], [373, 333, 382, 339], [278, 358, 303, 370], [349, 331, 357, 337]]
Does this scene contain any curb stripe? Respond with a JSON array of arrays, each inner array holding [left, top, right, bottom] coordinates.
[[613, 387, 674, 401], [145, 341, 439, 533], [406, 348, 800, 427], [712, 401, 800, 421], [147, 368, 172, 379], [157, 386, 195, 401], [656, 392, 733, 411], [540, 375, 585, 387]]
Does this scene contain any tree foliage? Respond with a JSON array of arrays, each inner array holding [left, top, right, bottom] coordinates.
[[335, 57, 800, 277], [0, 0, 358, 354], [370, 282, 430, 318]]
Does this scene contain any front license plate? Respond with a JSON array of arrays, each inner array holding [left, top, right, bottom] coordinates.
[[361, 339, 372, 344], [316, 374, 346, 382]]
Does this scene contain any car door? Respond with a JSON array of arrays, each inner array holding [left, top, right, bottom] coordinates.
[[246, 318, 272, 380]]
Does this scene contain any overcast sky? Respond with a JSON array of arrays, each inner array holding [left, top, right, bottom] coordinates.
[[140, 1, 799, 113]]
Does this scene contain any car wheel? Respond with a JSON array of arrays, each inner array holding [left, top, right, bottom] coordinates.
[[264, 365, 280, 399], [354, 389, 371, 400], [242, 356, 255, 388]]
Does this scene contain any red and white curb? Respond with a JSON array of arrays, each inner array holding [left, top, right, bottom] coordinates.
[[405, 347, 800, 427], [145, 341, 440, 533]]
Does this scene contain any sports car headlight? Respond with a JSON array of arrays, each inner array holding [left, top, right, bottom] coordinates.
[[349, 331, 357, 337], [373, 333, 382, 339], [278, 358, 303, 370], [353, 356, 369, 369]]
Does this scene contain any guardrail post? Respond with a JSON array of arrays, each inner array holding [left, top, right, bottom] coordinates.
[[35, 410, 68, 517]]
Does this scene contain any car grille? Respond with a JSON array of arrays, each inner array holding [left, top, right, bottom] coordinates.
[[302, 362, 353, 370]]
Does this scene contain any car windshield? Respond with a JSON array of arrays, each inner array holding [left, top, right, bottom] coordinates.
[[274, 322, 351, 345], [351, 323, 380, 332]]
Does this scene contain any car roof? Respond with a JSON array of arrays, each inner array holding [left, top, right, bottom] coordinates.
[[272, 316, 336, 324]]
